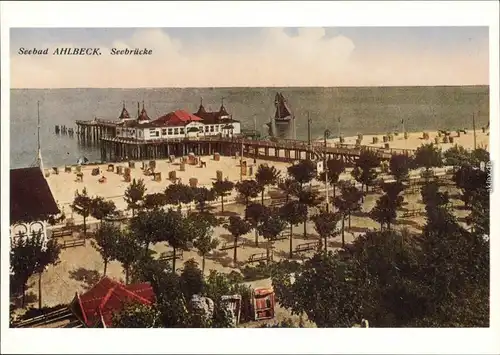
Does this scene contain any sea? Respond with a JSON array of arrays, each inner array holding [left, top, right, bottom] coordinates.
[[10, 86, 489, 169]]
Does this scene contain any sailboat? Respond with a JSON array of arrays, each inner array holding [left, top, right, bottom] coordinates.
[[266, 92, 295, 139]]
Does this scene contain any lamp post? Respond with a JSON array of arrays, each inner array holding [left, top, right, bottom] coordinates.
[[324, 129, 331, 212]]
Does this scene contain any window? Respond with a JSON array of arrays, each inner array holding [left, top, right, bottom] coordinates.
[[205, 126, 209, 132], [215, 125, 219, 132], [162, 129, 167, 135], [210, 126, 214, 132], [180, 128, 185, 134], [168, 128, 173, 135], [155, 131, 159, 137], [174, 128, 179, 135]]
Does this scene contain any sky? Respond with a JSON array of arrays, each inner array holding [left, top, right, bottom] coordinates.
[[10, 27, 489, 88]]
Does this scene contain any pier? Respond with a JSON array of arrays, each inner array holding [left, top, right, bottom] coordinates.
[[75, 119, 117, 141], [100, 135, 414, 164]]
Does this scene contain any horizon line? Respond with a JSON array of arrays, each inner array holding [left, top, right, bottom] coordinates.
[[10, 84, 490, 90]]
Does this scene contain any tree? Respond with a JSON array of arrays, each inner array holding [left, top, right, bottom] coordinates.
[[192, 187, 216, 213], [295, 187, 323, 239], [389, 154, 413, 182], [255, 164, 281, 205], [10, 231, 61, 308], [287, 160, 316, 187], [112, 302, 162, 328], [453, 165, 488, 207], [224, 216, 251, 265], [235, 180, 262, 213], [71, 187, 92, 236], [257, 213, 287, 263], [351, 150, 380, 193], [312, 211, 341, 252], [338, 181, 364, 229], [129, 209, 166, 255], [165, 183, 194, 212], [245, 202, 269, 247], [192, 216, 219, 273], [162, 209, 196, 273], [278, 178, 300, 203], [421, 181, 450, 208], [91, 222, 119, 276], [318, 158, 346, 202], [280, 201, 308, 258], [114, 231, 142, 284], [124, 178, 146, 217], [370, 194, 402, 231], [90, 196, 117, 223], [212, 179, 234, 212], [413, 143, 443, 172], [444, 145, 472, 168], [180, 259, 205, 300], [144, 193, 167, 210]]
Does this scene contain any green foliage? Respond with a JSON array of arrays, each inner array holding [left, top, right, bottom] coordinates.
[[71, 187, 92, 235], [420, 181, 449, 208], [389, 154, 413, 181], [10, 231, 61, 308], [129, 209, 167, 253], [280, 201, 307, 257], [255, 164, 281, 204], [225, 216, 251, 264], [369, 194, 403, 230], [287, 160, 316, 186], [312, 211, 341, 251], [351, 150, 381, 192], [444, 145, 472, 167], [90, 196, 117, 221], [413, 143, 443, 171], [112, 302, 162, 328], [212, 179, 235, 212], [192, 217, 219, 273], [164, 183, 194, 209], [180, 259, 205, 300], [124, 178, 146, 216], [277, 178, 300, 202], [143, 193, 167, 210], [113, 231, 142, 284], [192, 187, 216, 213], [272, 204, 489, 327], [91, 222, 120, 276], [453, 165, 488, 207], [235, 179, 262, 207]]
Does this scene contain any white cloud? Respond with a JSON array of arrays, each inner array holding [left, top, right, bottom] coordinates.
[[10, 28, 488, 88]]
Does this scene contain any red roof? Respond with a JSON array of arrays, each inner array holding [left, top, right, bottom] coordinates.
[[154, 109, 202, 127], [72, 277, 155, 328]]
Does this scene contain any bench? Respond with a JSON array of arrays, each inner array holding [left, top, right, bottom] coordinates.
[[159, 250, 184, 261], [248, 252, 270, 263], [295, 241, 319, 253], [275, 231, 290, 241], [220, 241, 241, 251], [51, 228, 73, 238], [401, 209, 422, 218], [61, 239, 85, 249]]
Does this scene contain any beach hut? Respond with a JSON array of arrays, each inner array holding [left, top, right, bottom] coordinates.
[[52, 167, 59, 175], [213, 152, 220, 161], [169, 171, 177, 181], [251, 288, 275, 321], [189, 177, 198, 188]]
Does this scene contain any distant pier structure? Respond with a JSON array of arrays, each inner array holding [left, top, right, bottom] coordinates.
[[76, 100, 414, 165]]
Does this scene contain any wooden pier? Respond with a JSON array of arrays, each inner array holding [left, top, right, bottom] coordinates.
[[100, 135, 415, 164], [77, 118, 415, 164], [76, 119, 117, 141]]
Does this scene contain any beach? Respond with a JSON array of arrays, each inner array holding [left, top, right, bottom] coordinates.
[[16, 127, 483, 321]]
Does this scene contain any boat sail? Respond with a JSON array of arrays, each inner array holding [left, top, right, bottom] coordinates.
[[266, 92, 294, 139]]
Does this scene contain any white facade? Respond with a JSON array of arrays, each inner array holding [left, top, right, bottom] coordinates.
[[10, 221, 48, 246], [116, 121, 241, 141]]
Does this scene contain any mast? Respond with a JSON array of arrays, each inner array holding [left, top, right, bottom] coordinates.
[[472, 112, 477, 150]]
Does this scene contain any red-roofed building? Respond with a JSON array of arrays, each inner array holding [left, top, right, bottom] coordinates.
[[116, 102, 240, 141], [69, 277, 156, 328]]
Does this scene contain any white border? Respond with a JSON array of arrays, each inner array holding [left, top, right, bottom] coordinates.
[[1, 1, 499, 354]]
